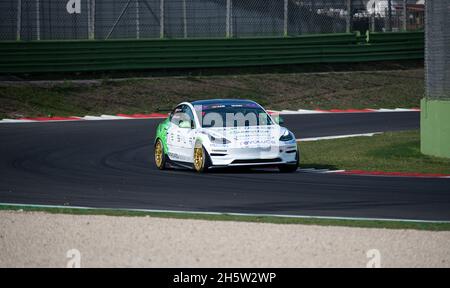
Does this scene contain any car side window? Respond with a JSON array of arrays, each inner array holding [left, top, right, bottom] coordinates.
[[183, 105, 196, 129], [170, 105, 195, 128], [170, 106, 183, 125]]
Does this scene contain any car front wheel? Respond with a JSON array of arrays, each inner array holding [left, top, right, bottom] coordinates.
[[193, 146, 210, 173], [278, 151, 298, 173], [154, 139, 167, 170]]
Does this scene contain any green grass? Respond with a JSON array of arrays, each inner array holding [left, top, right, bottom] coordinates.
[[299, 130, 450, 174], [0, 69, 424, 119], [1, 204, 449, 231]]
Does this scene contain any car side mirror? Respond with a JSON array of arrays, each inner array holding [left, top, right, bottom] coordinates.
[[274, 116, 284, 125], [178, 120, 191, 129]]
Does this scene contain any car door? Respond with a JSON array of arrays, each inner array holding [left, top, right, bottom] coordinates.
[[166, 105, 184, 162], [178, 105, 197, 162], [167, 105, 196, 163]]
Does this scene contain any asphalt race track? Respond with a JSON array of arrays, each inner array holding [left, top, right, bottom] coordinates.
[[1, 111, 449, 221]]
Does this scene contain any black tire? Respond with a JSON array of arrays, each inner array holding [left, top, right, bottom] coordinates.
[[154, 139, 167, 170], [278, 164, 298, 173], [193, 145, 211, 173], [278, 151, 299, 173]]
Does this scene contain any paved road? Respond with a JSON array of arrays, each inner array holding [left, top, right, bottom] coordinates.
[[1, 111, 449, 221]]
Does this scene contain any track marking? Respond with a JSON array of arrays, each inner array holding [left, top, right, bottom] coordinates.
[[82, 115, 132, 120], [298, 132, 382, 142], [1, 202, 449, 224], [336, 170, 450, 179], [298, 168, 345, 173], [0, 108, 419, 124], [0, 119, 37, 123], [269, 108, 420, 115], [297, 168, 450, 179]]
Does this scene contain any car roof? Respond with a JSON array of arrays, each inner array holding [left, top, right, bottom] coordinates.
[[190, 99, 259, 106]]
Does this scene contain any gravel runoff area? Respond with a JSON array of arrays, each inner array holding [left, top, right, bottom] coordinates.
[[1, 211, 449, 268]]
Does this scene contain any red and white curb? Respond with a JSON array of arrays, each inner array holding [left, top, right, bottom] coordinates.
[[268, 107, 420, 115], [298, 168, 450, 179], [0, 107, 419, 124], [0, 113, 168, 123]]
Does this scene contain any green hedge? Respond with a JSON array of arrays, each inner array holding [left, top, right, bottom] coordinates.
[[0, 32, 424, 73]]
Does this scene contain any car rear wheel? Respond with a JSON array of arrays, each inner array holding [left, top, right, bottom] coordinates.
[[193, 146, 210, 173], [154, 139, 167, 170]]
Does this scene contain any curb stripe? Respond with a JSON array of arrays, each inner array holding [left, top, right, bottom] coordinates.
[[269, 108, 420, 115], [19, 116, 82, 121], [0, 114, 167, 123], [0, 108, 419, 124], [116, 113, 168, 119]]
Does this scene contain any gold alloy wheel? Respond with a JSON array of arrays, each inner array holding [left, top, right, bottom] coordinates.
[[154, 140, 163, 168], [194, 147, 204, 172]]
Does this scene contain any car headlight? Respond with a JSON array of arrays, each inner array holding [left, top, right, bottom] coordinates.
[[279, 130, 294, 141], [209, 135, 231, 144]]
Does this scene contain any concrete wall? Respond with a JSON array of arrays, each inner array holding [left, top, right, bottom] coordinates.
[[421, 100, 450, 158]]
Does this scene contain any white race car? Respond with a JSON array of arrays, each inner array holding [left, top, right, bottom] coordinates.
[[154, 99, 299, 172]]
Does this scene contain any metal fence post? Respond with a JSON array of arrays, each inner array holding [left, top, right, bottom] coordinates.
[[346, 0, 351, 33], [387, 0, 392, 31], [16, 0, 21, 41], [226, 0, 231, 38], [136, 0, 140, 39], [88, 0, 95, 39], [87, 0, 91, 39], [230, 0, 233, 37], [183, 0, 187, 38], [36, 0, 40, 40], [160, 0, 164, 38], [403, 0, 407, 31], [370, 8, 375, 32], [283, 0, 288, 36], [92, 0, 96, 39]]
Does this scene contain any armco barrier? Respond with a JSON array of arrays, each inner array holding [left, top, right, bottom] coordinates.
[[0, 32, 424, 73], [366, 31, 424, 43]]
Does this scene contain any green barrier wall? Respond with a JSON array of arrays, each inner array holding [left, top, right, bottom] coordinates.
[[421, 99, 450, 158], [0, 32, 424, 73]]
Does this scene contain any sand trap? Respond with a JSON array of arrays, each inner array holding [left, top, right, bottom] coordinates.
[[0, 210, 448, 268]]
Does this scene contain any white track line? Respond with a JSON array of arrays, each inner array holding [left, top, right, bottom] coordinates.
[[375, 108, 418, 112], [298, 132, 382, 142], [82, 115, 132, 120], [296, 109, 327, 114], [1, 202, 448, 224], [0, 118, 82, 123], [298, 168, 345, 173], [298, 168, 450, 179], [0, 119, 37, 123]]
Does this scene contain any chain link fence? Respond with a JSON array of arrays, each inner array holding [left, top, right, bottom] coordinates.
[[0, 0, 425, 41]]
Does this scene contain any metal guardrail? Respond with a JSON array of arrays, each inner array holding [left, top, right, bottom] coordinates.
[[0, 31, 424, 73]]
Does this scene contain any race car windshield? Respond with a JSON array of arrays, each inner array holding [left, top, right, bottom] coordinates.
[[197, 104, 274, 128]]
